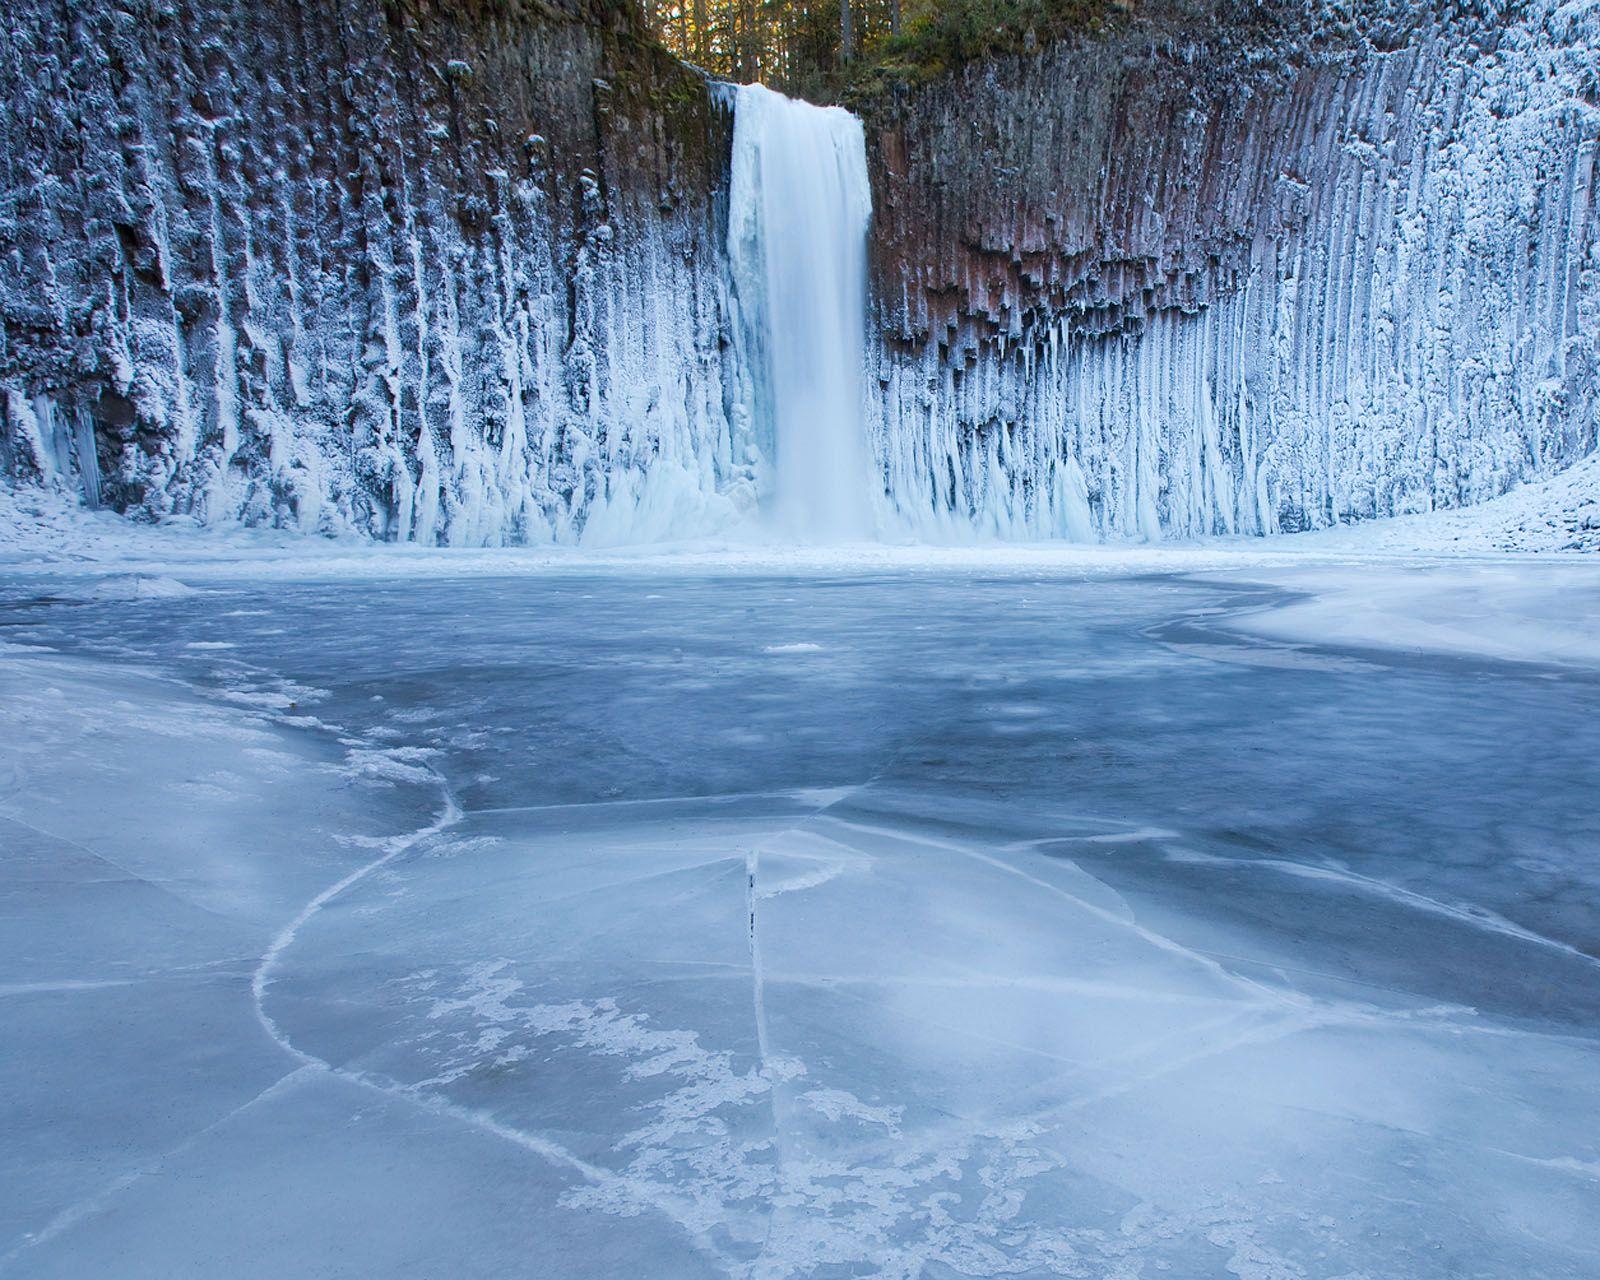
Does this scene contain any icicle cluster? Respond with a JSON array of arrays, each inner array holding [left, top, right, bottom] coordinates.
[[866, 2, 1600, 538], [0, 0, 755, 545]]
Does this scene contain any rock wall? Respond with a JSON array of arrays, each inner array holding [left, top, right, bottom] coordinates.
[[3, 0, 1596, 544], [0, 0, 752, 543], [864, 0, 1600, 538]]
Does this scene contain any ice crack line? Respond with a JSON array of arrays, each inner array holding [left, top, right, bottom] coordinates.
[[0, 1066, 319, 1272], [735, 787, 878, 1276], [747, 845, 772, 1064], [249, 786, 464, 1066], [247, 772, 741, 1272]]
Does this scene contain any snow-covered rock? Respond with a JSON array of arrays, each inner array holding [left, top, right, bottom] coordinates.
[[0, 0, 748, 544], [1, 0, 1595, 545], [865, 0, 1600, 538]]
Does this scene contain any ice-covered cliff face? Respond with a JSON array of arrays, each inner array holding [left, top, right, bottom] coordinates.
[[0, 0, 755, 545], [865, 0, 1600, 538], [2, 1, 1597, 544]]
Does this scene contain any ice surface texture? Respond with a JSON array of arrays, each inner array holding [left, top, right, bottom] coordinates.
[[3, 569, 1599, 1277]]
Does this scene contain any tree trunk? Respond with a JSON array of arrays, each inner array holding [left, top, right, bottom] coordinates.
[[840, 0, 854, 64], [742, 0, 759, 79]]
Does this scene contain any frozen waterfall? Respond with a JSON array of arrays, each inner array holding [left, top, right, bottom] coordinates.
[[727, 84, 876, 542]]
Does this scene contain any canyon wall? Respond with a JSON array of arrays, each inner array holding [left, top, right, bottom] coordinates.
[[2, 0, 1597, 543], [0, 0, 751, 543], [865, 0, 1600, 538]]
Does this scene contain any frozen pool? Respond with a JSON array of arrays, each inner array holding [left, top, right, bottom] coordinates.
[[1, 568, 1597, 1278]]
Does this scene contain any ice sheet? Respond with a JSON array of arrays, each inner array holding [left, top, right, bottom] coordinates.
[[2, 566, 1597, 1278], [1205, 562, 1600, 669]]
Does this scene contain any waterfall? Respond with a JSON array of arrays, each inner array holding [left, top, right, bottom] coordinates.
[[727, 84, 876, 542]]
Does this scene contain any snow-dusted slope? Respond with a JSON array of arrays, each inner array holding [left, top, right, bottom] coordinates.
[[1284, 451, 1600, 555]]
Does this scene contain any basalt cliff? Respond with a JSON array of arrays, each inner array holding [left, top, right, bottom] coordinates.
[[2, 0, 1596, 543]]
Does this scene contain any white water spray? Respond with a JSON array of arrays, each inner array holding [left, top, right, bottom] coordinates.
[[727, 84, 875, 542]]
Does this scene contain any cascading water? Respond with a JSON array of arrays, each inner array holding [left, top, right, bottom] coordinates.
[[726, 84, 876, 542]]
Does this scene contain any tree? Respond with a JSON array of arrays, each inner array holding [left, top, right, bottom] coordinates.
[[641, 0, 1117, 99]]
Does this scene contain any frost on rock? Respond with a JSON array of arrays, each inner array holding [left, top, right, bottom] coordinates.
[[0, 0, 753, 546], [1, 0, 1597, 545], [865, 0, 1600, 539]]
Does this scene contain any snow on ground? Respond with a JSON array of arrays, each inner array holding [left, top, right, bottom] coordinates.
[[3, 483, 1295, 581], [4, 449, 1596, 578], [1198, 458, 1600, 668], [1207, 561, 1600, 669], [4, 456, 1599, 678]]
